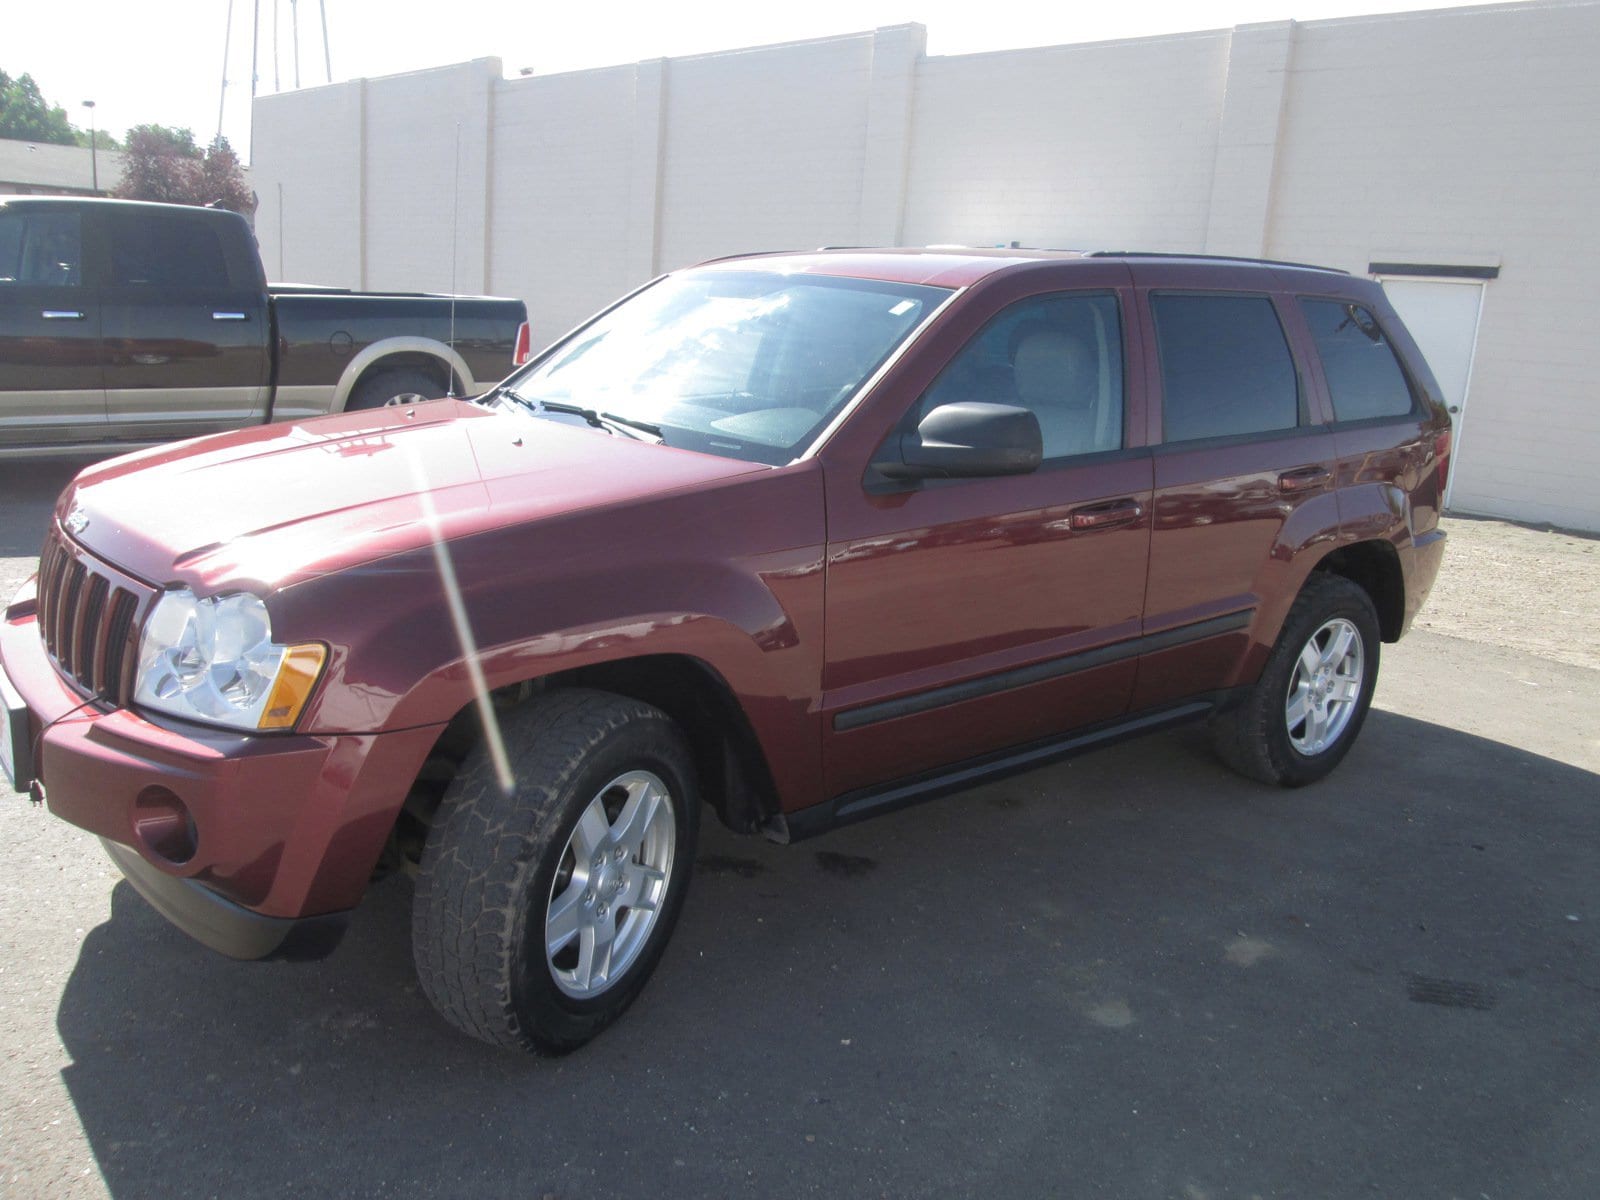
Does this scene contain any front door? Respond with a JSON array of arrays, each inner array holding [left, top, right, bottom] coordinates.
[[821, 281, 1152, 798], [0, 205, 105, 447]]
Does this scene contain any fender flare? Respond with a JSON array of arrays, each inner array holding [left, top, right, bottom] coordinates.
[[332, 337, 477, 412]]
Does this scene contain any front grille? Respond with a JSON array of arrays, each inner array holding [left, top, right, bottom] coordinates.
[[36, 528, 153, 706]]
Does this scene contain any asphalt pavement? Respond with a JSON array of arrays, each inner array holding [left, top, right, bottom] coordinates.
[[1, 458, 1596, 1199]]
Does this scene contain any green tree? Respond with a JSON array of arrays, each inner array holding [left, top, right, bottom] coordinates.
[[74, 128, 119, 150], [113, 125, 254, 215], [0, 70, 77, 145]]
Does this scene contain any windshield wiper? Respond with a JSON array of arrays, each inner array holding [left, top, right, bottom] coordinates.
[[491, 385, 539, 413], [491, 387, 664, 442], [536, 400, 664, 442]]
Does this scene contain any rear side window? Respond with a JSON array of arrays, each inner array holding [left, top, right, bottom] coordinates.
[[1152, 294, 1300, 443], [1300, 299, 1418, 421], [0, 210, 82, 286], [107, 210, 230, 288]]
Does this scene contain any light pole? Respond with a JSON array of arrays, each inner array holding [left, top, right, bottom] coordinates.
[[81, 100, 98, 194]]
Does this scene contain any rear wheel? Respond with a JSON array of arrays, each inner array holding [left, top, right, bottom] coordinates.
[[412, 689, 700, 1053], [1210, 573, 1381, 787], [346, 365, 448, 410]]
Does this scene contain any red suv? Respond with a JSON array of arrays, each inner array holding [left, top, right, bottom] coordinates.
[[1, 249, 1449, 1052]]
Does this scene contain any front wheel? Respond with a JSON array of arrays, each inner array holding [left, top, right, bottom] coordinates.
[[412, 689, 700, 1053], [1210, 573, 1381, 787]]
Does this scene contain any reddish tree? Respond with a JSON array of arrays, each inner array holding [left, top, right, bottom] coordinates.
[[113, 126, 255, 215], [195, 138, 254, 214]]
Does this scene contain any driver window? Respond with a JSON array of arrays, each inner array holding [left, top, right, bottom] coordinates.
[[917, 292, 1124, 459]]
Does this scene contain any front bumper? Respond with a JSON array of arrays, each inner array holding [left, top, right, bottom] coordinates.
[[3, 578, 444, 960], [102, 837, 349, 960]]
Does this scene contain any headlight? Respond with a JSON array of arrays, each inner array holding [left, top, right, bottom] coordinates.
[[133, 589, 326, 732]]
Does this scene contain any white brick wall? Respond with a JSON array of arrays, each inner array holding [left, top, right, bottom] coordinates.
[[902, 32, 1230, 251], [1204, 21, 1296, 258], [1261, 1, 1600, 530], [655, 33, 876, 269], [362, 60, 495, 296], [251, 1, 1600, 530], [254, 81, 363, 283], [489, 64, 638, 343]]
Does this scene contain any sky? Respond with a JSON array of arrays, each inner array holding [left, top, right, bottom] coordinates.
[[9, 0, 1514, 161]]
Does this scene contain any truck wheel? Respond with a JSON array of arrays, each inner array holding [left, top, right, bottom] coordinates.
[[412, 689, 700, 1053], [347, 365, 448, 410], [1210, 573, 1381, 787]]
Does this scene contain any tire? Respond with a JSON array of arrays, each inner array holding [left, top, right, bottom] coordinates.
[[1210, 573, 1381, 787], [346, 365, 448, 410], [412, 689, 700, 1053]]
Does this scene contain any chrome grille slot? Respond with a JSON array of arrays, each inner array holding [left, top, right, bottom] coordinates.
[[73, 575, 110, 689], [35, 528, 153, 707], [37, 538, 67, 658], [56, 559, 87, 672], [101, 589, 139, 701]]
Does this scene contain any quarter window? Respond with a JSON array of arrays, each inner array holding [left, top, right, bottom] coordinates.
[[0, 210, 82, 287], [1152, 294, 1300, 443], [915, 292, 1124, 460], [1300, 299, 1418, 421]]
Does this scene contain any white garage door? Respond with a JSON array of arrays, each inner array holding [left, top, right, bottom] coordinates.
[[1377, 278, 1485, 508]]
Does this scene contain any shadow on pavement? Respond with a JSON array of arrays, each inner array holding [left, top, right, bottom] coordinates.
[[55, 712, 1600, 1198]]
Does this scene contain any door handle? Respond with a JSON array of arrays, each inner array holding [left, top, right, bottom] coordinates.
[[1069, 499, 1144, 531], [1278, 466, 1332, 493], [212, 311, 249, 321], [41, 310, 85, 320]]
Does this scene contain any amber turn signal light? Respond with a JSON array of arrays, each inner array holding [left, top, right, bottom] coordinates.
[[257, 643, 328, 730]]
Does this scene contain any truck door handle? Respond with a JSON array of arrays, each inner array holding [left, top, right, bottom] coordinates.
[[212, 311, 249, 321], [1278, 466, 1332, 493], [1069, 499, 1144, 531], [41, 310, 85, 320]]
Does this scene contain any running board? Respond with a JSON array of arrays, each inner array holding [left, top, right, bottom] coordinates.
[[767, 699, 1217, 844]]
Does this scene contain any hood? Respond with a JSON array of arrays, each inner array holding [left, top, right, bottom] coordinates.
[[60, 400, 768, 593]]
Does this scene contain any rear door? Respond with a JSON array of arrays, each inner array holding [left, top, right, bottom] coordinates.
[[0, 205, 106, 447], [99, 206, 270, 440], [1131, 266, 1340, 710], [820, 268, 1153, 798]]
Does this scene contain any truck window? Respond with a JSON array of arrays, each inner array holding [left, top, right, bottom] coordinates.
[[1300, 299, 1418, 422], [0, 210, 82, 287], [1152, 293, 1300, 442], [108, 210, 230, 288]]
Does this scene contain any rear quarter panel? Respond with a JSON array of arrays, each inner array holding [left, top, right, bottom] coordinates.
[[270, 293, 526, 412], [1283, 274, 1452, 634]]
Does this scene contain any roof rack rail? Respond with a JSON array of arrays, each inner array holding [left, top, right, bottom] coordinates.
[[1086, 250, 1348, 275], [689, 249, 801, 267]]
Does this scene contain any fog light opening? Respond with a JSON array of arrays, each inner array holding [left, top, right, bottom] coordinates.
[[133, 787, 199, 866]]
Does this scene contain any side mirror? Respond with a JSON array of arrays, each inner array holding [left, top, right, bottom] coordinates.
[[879, 402, 1043, 480]]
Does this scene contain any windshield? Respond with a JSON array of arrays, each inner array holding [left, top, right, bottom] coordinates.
[[505, 270, 951, 465]]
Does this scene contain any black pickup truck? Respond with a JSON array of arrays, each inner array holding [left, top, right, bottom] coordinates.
[[0, 196, 529, 454]]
